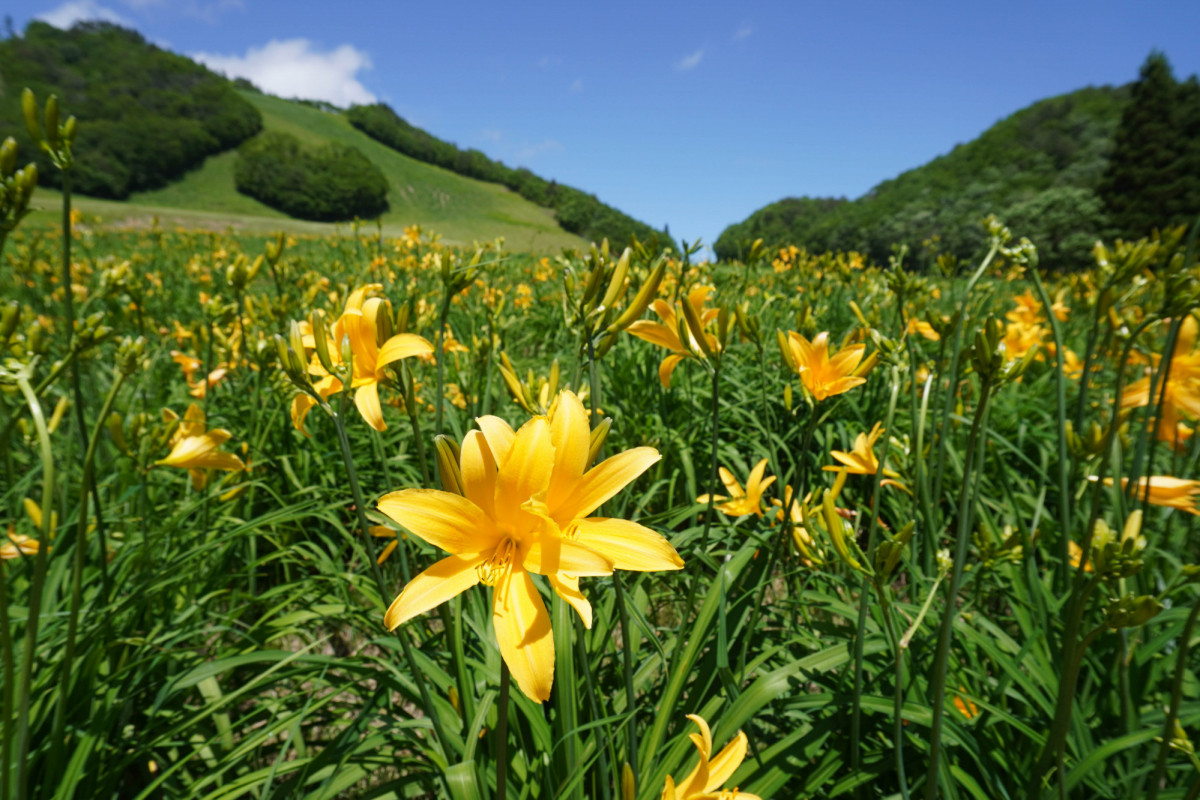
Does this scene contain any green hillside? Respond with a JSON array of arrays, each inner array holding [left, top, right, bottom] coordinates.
[[715, 85, 1130, 268], [19, 91, 587, 250]]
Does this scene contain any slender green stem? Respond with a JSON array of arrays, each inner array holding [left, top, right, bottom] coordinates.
[[49, 368, 126, 769], [331, 394, 451, 766], [851, 369, 900, 796], [1072, 279, 1111, 433], [496, 662, 511, 800], [915, 374, 935, 574], [585, 333, 637, 787], [1130, 317, 1182, 498], [924, 377, 993, 800], [931, 241, 999, 509], [1028, 268, 1072, 592], [434, 295, 452, 438], [13, 371, 56, 800], [1031, 571, 1102, 794], [1146, 591, 1200, 800], [676, 363, 722, 639], [402, 365, 431, 486], [0, 560, 12, 800]]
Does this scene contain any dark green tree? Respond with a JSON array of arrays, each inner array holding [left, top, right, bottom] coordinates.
[[1099, 52, 1195, 237]]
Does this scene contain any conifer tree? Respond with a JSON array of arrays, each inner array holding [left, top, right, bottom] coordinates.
[[1099, 52, 1198, 237]]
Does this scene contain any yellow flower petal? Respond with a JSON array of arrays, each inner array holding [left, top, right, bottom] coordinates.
[[354, 381, 386, 431], [291, 393, 318, 436], [552, 446, 661, 521], [628, 320, 684, 352], [459, 430, 498, 518], [475, 415, 516, 465], [704, 730, 749, 793], [378, 489, 501, 554], [493, 569, 554, 703], [378, 332, 435, 367], [659, 353, 686, 388], [569, 518, 683, 571], [494, 418, 554, 524], [384, 553, 484, 629], [548, 573, 592, 629], [548, 390, 591, 506], [522, 537, 614, 577]]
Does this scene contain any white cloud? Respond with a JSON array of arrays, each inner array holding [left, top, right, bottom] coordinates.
[[480, 128, 503, 142], [734, 23, 753, 41], [570, 78, 583, 93], [37, 0, 132, 28], [537, 55, 560, 69], [515, 139, 563, 162], [674, 48, 704, 72], [115, 0, 243, 22], [192, 39, 376, 107]]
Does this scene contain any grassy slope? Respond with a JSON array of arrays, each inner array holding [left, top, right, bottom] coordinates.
[[23, 92, 585, 251]]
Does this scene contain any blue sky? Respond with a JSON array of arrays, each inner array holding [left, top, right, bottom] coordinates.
[[8, 0, 1200, 247]]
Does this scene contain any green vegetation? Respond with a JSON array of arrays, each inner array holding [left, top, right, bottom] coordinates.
[[1099, 52, 1200, 240], [234, 131, 389, 222], [716, 85, 1129, 268], [0, 21, 261, 198], [347, 102, 669, 247]]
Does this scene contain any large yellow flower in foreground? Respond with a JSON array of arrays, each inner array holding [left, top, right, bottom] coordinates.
[[628, 286, 720, 388], [784, 331, 873, 402], [662, 714, 761, 800], [301, 284, 434, 432], [380, 390, 683, 702], [697, 458, 775, 518], [156, 403, 246, 490], [1104, 475, 1200, 515]]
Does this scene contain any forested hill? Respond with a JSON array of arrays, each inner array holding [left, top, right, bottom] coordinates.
[[346, 103, 669, 247], [0, 21, 262, 198], [716, 85, 1129, 268], [0, 22, 665, 248]]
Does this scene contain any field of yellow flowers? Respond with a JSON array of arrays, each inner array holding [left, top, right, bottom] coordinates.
[[4, 100, 1200, 800]]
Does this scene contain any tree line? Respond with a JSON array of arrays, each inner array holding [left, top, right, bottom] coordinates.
[[716, 53, 1200, 269], [0, 21, 261, 198]]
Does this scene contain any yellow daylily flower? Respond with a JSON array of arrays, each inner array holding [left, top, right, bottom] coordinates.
[[305, 284, 434, 431], [906, 316, 940, 341], [627, 285, 720, 388], [2, 529, 46, 560], [1104, 475, 1200, 516], [823, 422, 899, 478], [769, 484, 821, 564], [1005, 288, 1043, 327], [697, 458, 775, 518], [1120, 314, 1200, 448], [380, 389, 681, 702], [783, 331, 873, 402], [156, 404, 246, 490], [954, 689, 979, 720], [171, 350, 228, 398], [661, 714, 761, 800]]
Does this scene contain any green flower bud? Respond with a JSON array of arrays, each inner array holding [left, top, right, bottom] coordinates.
[[22, 89, 42, 146]]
